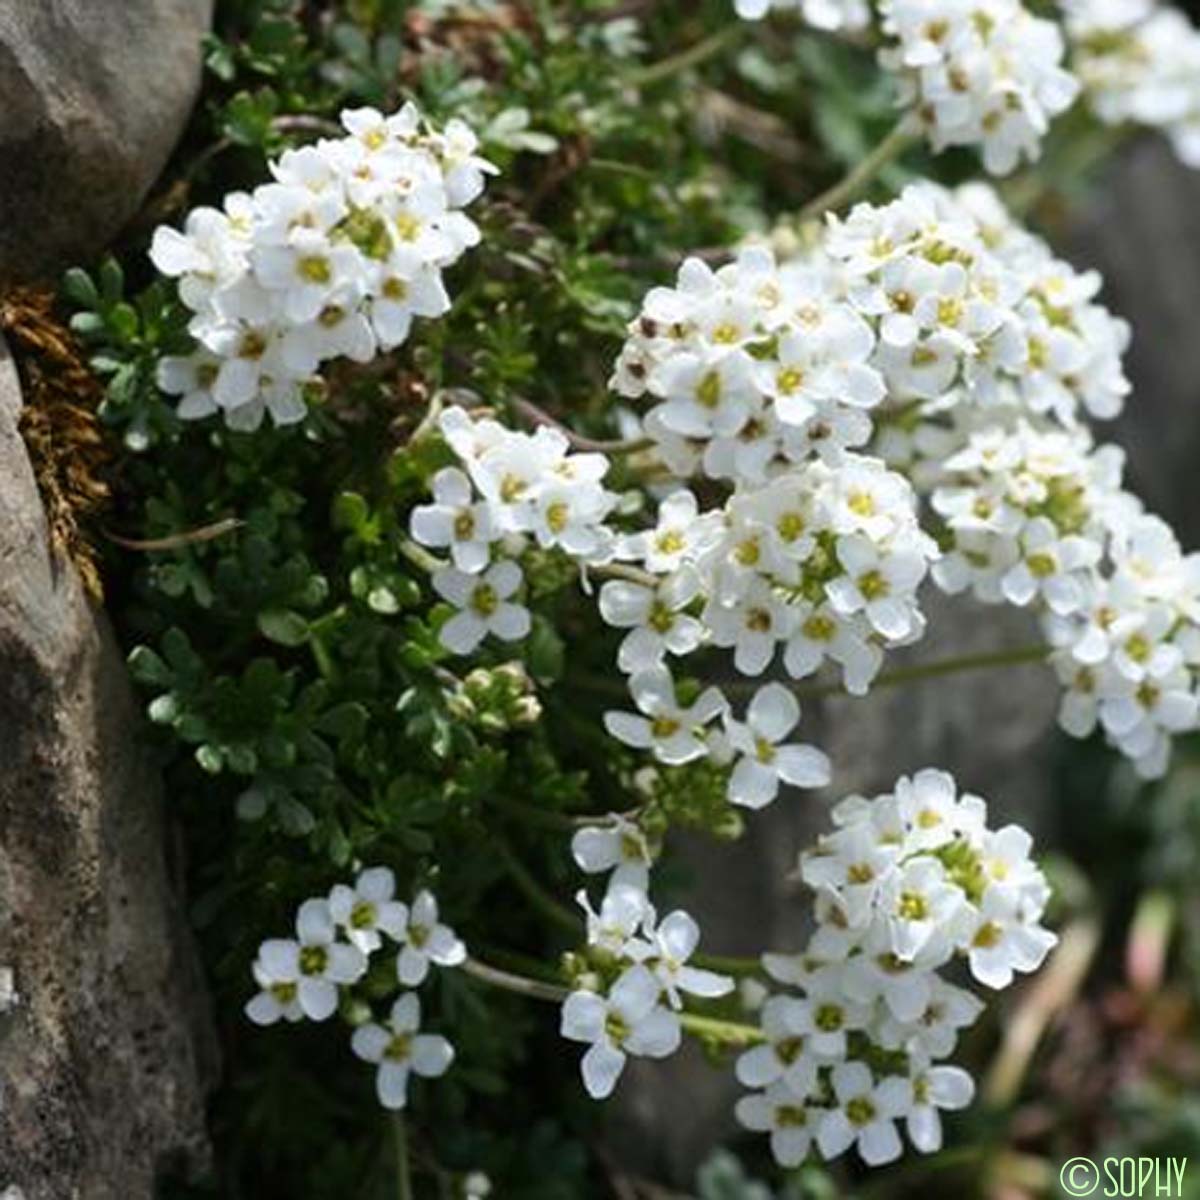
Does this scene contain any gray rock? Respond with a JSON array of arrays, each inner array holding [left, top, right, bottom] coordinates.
[[0, 333, 216, 1199], [0, 0, 214, 283], [1063, 136, 1200, 546]]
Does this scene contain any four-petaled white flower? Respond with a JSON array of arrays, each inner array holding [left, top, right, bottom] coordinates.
[[560, 965, 681, 1099], [351, 992, 455, 1109], [411, 467, 495, 573], [603, 666, 727, 765], [726, 684, 831, 808], [433, 561, 531, 655], [254, 898, 367, 1022], [396, 889, 467, 986], [329, 866, 409, 955]]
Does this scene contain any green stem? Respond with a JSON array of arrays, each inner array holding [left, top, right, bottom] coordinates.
[[679, 1012, 765, 1046], [510, 396, 653, 455], [797, 118, 916, 223], [488, 794, 616, 832], [691, 952, 763, 976], [393, 1113, 413, 1200], [463, 956, 570, 1002], [398, 538, 444, 574], [798, 642, 1053, 700], [496, 840, 582, 936], [463, 958, 765, 1045], [631, 24, 744, 88]]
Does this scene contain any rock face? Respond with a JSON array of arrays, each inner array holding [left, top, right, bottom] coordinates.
[[0, 334, 215, 1198], [0, 0, 215, 283]]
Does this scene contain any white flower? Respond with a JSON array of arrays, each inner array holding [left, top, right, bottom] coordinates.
[[351, 993, 454, 1109], [961, 889, 1057, 989], [329, 866, 409, 955], [876, 978, 984, 1059], [726, 684, 831, 808], [150, 103, 491, 429], [735, 995, 821, 1095], [433, 560, 530, 654], [245, 952, 305, 1026], [411, 467, 495, 573], [627, 909, 734, 1008], [900, 1063, 975, 1153], [577, 882, 649, 956], [816, 1061, 908, 1166], [620, 490, 722, 573], [598, 571, 705, 673], [879, 0, 1079, 176], [560, 965, 682, 1099], [571, 816, 654, 891], [735, 1081, 818, 1168], [396, 889, 467, 986], [253, 898, 367, 1022], [603, 665, 727, 765]]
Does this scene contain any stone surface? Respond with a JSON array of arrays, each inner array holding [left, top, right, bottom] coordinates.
[[0, 0, 214, 283], [1063, 136, 1200, 547], [0, 333, 215, 1199]]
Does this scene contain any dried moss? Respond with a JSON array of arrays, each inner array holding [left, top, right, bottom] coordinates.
[[1, 287, 109, 598]]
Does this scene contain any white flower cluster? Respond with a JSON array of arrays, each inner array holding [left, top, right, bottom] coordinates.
[[600, 459, 938, 804], [1064, 0, 1200, 168], [736, 769, 1055, 1167], [563, 817, 734, 1098], [151, 104, 494, 431], [930, 420, 1200, 775], [246, 868, 464, 1110], [1049, 512, 1200, 777], [733, 0, 871, 32], [823, 181, 1131, 441], [412, 407, 619, 655], [878, 0, 1080, 174], [611, 247, 887, 484]]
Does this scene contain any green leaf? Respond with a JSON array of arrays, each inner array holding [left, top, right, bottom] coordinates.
[[257, 609, 310, 647], [62, 267, 99, 310]]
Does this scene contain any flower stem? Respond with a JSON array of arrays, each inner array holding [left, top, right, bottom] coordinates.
[[496, 839, 583, 936], [631, 24, 744, 88], [398, 538, 444, 575], [463, 957, 765, 1045], [797, 642, 1053, 700], [463, 956, 570, 1003], [393, 1113, 413, 1200], [510, 397, 653, 455], [679, 1012, 765, 1046], [797, 118, 917, 223]]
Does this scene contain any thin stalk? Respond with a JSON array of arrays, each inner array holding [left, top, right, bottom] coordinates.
[[488, 793, 619, 832], [800, 643, 1053, 700], [679, 1012, 765, 1046], [463, 956, 570, 1003], [797, 119, 916, 223], [691, 952, 763, 976], [393, 1113, 413, 1200], [511, 397, 653, 455], [496, 840, 582, 936], [398, 538, 444, 575], [716, 642, 1054, 700], [631, 24, 744, 89], [587, 561, 662, 588], [463, 958, 765, 1045]]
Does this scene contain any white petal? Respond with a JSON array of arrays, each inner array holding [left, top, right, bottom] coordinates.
[[581, 1040, 626, 1099], [747, 683, 799, 742], [376, 1060, 411, 1109], [351, 1023, 390, 1063], [410, 1034, 455, 1078]]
